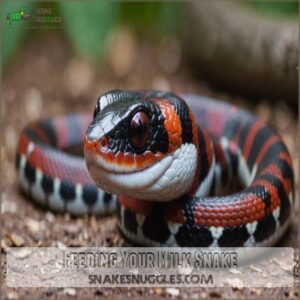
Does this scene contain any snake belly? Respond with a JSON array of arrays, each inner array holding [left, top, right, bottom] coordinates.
[[15, 91, 294, 247]]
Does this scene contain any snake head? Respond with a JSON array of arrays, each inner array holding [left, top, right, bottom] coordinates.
[[84, 90, 198, 201]]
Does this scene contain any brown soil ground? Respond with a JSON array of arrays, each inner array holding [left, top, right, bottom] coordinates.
[[1, 33, 299, 299]]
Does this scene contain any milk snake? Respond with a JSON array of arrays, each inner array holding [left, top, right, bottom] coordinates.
[[16, 90, 294, 247]]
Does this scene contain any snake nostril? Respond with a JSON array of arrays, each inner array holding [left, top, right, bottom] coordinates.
[[99, 137, 109, 151], [84, 136, 97, 150]]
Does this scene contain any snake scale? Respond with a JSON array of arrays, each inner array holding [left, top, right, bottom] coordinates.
[[16, 90, 294, 247]]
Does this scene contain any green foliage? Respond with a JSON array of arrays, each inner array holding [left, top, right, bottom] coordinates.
[[2, 1, 182, 68], [245, 1, 298, 18], [158, 2, 182, 35], [59, 2, 119, 60], [120, 2, 181, 36], [2, 0, 35, 68], [120, 2, 162, 30], [60, 2, 182, 59]]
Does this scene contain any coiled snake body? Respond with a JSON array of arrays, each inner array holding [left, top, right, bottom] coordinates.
[[16, 90, 294, 247]]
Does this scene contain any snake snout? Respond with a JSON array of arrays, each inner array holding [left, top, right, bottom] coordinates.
[[84, 135, 109, 155], [84, 136, 98, 153]]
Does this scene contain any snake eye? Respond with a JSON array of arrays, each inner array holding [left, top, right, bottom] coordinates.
[[129, 111, 150, 150]]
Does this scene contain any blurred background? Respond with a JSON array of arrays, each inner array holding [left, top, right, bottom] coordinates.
[[2, 1, 298, 102], [1, 1, 299, 299]]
